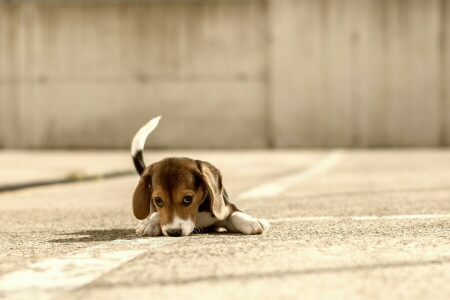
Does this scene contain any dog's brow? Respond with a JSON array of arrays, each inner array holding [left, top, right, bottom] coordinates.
[[165, 175, 198, 192]]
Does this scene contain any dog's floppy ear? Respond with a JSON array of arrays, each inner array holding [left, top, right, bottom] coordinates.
[[196, 160, 227, 220], [132, 166, 155, 220]]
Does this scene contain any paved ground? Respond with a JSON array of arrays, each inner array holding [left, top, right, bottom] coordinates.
[[0, 149, 449, 300]]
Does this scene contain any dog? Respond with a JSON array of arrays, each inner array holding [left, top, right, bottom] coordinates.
[[131, 116, 270, 237]]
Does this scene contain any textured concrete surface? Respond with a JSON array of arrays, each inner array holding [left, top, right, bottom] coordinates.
[[0, 150, 449, 299]]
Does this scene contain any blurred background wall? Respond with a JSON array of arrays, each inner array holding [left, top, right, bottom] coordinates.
[[0, 0, 449, 149]]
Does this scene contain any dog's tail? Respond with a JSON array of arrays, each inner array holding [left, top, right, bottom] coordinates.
[[131, 116, 162, 176]]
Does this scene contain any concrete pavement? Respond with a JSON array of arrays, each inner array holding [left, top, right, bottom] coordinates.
[[0, 149, 449, 299]]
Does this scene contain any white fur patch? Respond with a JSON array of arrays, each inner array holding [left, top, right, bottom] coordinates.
[[227, 212, 270, 235], [161, 215, 195, 237], [195, 212, 219, 228], [135, 212, 161, 237]]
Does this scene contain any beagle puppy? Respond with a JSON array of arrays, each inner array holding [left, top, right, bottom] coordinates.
[[131, 116, 270, 237]]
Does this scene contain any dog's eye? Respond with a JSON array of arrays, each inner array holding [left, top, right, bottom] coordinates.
[[154, 197, 164, 208], [182, 196, 193, 206]]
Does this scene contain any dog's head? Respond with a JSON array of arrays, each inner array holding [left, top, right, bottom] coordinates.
[[132, 157, 227, 236]]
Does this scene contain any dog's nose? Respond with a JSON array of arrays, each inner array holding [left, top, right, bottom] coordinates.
[[166, 229, 182, 237]]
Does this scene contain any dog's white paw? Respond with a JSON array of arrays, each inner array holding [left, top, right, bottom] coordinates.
[[135, 213, 161, 237], [257, 218, 270, 232], [135, 219, 161, 237], [229, 212, 270, 235]]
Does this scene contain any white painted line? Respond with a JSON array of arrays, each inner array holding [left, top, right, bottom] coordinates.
[[268, 216, 336, 222], [351, 216, 380, 221], [0, 250, 143, 300], [0, 238, 173, 300], [379, 214, 450, 220], [268, 214, 450, 223], [239, 150, 344, 199]]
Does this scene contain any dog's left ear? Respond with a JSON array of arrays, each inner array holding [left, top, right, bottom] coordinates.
[[196, 160, 227, 220], [132, 166, 155, 220]]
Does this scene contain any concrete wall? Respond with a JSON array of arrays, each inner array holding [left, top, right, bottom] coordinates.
[[0, 0, 449, 148]]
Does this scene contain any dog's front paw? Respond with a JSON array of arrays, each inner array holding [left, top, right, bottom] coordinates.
[[136, 220, 161, 237], [229, 212, 270, 235], [135, 213, 161, 237]]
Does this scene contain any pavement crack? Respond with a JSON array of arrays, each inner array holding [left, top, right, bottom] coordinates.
[[0, 170, 135, 193], [86, 258, 450, 288]]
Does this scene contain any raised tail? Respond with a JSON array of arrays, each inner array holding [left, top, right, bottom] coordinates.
[[131, 116, 162, 176]]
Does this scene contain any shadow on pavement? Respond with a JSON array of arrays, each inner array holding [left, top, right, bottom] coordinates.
[[49, 229, 135, 243], [48, 229, 240, 243]]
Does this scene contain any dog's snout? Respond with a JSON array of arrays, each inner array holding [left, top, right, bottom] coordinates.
[[162, 216, 195, 237], [166, 228, 182, 237]]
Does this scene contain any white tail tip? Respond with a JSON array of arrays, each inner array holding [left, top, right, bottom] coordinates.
[[131, 116, 162, 156]]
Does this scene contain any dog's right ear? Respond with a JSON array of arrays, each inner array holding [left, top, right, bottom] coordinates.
[[132, 166, 154, 220], [196, 160, 227, 220]]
